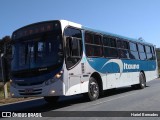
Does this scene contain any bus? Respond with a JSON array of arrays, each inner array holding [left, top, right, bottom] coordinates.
[[10, 20, 158, 102]]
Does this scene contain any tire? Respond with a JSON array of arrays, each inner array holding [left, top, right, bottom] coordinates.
[[85, 77, 100, 101], [44, 96, 59, 103], [138, 72, 146, 89]]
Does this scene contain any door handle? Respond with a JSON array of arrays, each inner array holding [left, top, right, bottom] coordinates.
[[69, 73, 74, 75]]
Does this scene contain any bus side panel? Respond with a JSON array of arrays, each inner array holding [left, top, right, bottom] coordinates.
[[64, 63, 82, 96], [145, 70, 158, 82]]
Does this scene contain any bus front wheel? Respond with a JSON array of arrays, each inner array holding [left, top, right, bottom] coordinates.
[[84, 77, 99, 101], [44, 96, 59, 103]]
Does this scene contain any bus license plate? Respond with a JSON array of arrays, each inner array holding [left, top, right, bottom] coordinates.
[[25, 88, 33, 93]]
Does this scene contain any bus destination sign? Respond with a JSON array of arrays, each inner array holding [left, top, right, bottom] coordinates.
[[12, 22, 59, 39]]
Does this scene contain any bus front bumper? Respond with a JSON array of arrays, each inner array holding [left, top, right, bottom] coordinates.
[[10, 80, 64, 98]]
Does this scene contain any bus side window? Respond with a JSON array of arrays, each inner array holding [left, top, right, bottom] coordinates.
[[117, 40, 129, 59], [145, 45, 152, 60], [66, 37, 82, 68], [67, 37, 81, 57], [103, 36, 118, 58], [138, 44, 146, 60], [85, 32, 103, 57], [129, 42, 139, 59], [151, 46, 156, 60], [85, 32, 93, 43], [64, 27, 82, 69]]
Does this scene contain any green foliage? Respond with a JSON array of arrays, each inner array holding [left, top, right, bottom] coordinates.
[[0, 36, 12, 55], [0, 36, 12, 82]]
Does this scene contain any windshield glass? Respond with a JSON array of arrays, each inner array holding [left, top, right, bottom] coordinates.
[[11, 34, 63, 71]]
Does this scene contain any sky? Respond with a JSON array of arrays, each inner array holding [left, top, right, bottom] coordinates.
[[0, 0, 160, 47]]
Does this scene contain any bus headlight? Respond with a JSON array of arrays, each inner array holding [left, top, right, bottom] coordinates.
[[55, 70, 63, 79], [45, 70, 63, 86], [55, 73, 61, 79]]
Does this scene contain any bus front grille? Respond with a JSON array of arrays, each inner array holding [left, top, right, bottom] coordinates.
[[18, 88, 42, 95], [17, 81, 44, 86]]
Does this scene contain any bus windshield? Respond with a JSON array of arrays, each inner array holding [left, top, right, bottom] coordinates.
[[11, 34, 63, 71]]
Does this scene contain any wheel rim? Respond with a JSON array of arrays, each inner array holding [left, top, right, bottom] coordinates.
[[89, 81, 99, 98]]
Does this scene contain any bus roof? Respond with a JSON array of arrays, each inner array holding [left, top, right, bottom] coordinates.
[[12, 19, 154, 46], [82, 26, 153, 46]]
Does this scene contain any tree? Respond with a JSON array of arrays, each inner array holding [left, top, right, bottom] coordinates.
[[0, 36, 12, 98], [0, 39, 4, 53], [1, 36, 12, 55], [156, 48, 160, 52], [1, 35, 12, 75]]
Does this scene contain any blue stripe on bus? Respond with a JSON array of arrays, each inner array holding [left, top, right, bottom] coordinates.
[[87, 58, 156, 74]]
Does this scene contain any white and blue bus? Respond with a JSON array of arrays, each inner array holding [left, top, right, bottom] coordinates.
[[10, 20, 158, 102]]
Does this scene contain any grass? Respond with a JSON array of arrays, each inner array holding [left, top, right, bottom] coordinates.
[[0, 82, 5, 99]]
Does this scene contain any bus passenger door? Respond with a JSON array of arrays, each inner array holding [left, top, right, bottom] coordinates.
[[65, 36, 83, 95], [68, 70, 81, 95]]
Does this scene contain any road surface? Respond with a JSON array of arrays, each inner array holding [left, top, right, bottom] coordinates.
[[0, 78, 160, 120]]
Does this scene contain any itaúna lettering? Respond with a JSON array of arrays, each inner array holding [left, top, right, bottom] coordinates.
[[124, 63, 139, 70]]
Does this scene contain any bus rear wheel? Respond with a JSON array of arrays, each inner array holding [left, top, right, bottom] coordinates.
[[138, 72, 146, 89], [44, 96, 59, 103], [85, 77, 99, 101]]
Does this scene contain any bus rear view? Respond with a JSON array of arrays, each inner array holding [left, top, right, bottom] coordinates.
[[10, 21, 64, 102]]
